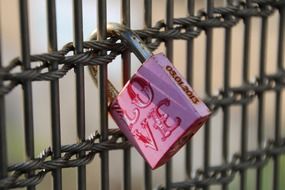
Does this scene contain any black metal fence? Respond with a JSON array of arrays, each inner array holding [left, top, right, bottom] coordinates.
[[0, 0, 285, 189]]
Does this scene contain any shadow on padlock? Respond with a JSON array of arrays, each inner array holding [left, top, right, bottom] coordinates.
[[88, 23, 211, 169]]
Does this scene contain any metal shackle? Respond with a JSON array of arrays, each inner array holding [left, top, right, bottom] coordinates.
[[107, 23, 152, 62], [89, 23, 152, 62], [88, 23, 153, 104]]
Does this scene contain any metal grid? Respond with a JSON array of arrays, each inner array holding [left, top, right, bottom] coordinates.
[[0, 0, 285, 189]]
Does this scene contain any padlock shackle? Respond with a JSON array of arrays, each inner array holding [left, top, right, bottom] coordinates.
[[107, 23, 152, 62], [89, 23, 152, 63]]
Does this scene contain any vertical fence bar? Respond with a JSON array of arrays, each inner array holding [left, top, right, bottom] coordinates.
[[0, 7, 8, 190], [0, 93, 7, 190], [204, 1, 213, 190], [165, 0, 174, 189], [185, 0, 195, 183], [19, 1, 35, 189], [47, 1, 62, 189], [273, 6, 284, 190], [121, 1, 131, 190], [222, 1, 232, 190], [73, 1, 86, 189], [97, 1, 109, 190], [121, 2, 130, 86], [241, 1, 251, 190], [256, 10, 268, 190], [144, 0, 153, 189]]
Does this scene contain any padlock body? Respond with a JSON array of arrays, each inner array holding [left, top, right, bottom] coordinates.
[[110, 53, 211, 169]]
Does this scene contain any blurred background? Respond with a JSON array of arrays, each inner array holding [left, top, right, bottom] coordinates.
[[0, 0, 285, 189]]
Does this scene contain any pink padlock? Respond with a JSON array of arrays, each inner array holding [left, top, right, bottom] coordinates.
[[108, 23, 211, 169]]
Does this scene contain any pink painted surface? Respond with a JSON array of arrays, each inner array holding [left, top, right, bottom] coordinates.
[[110, 53, 211, 169]]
